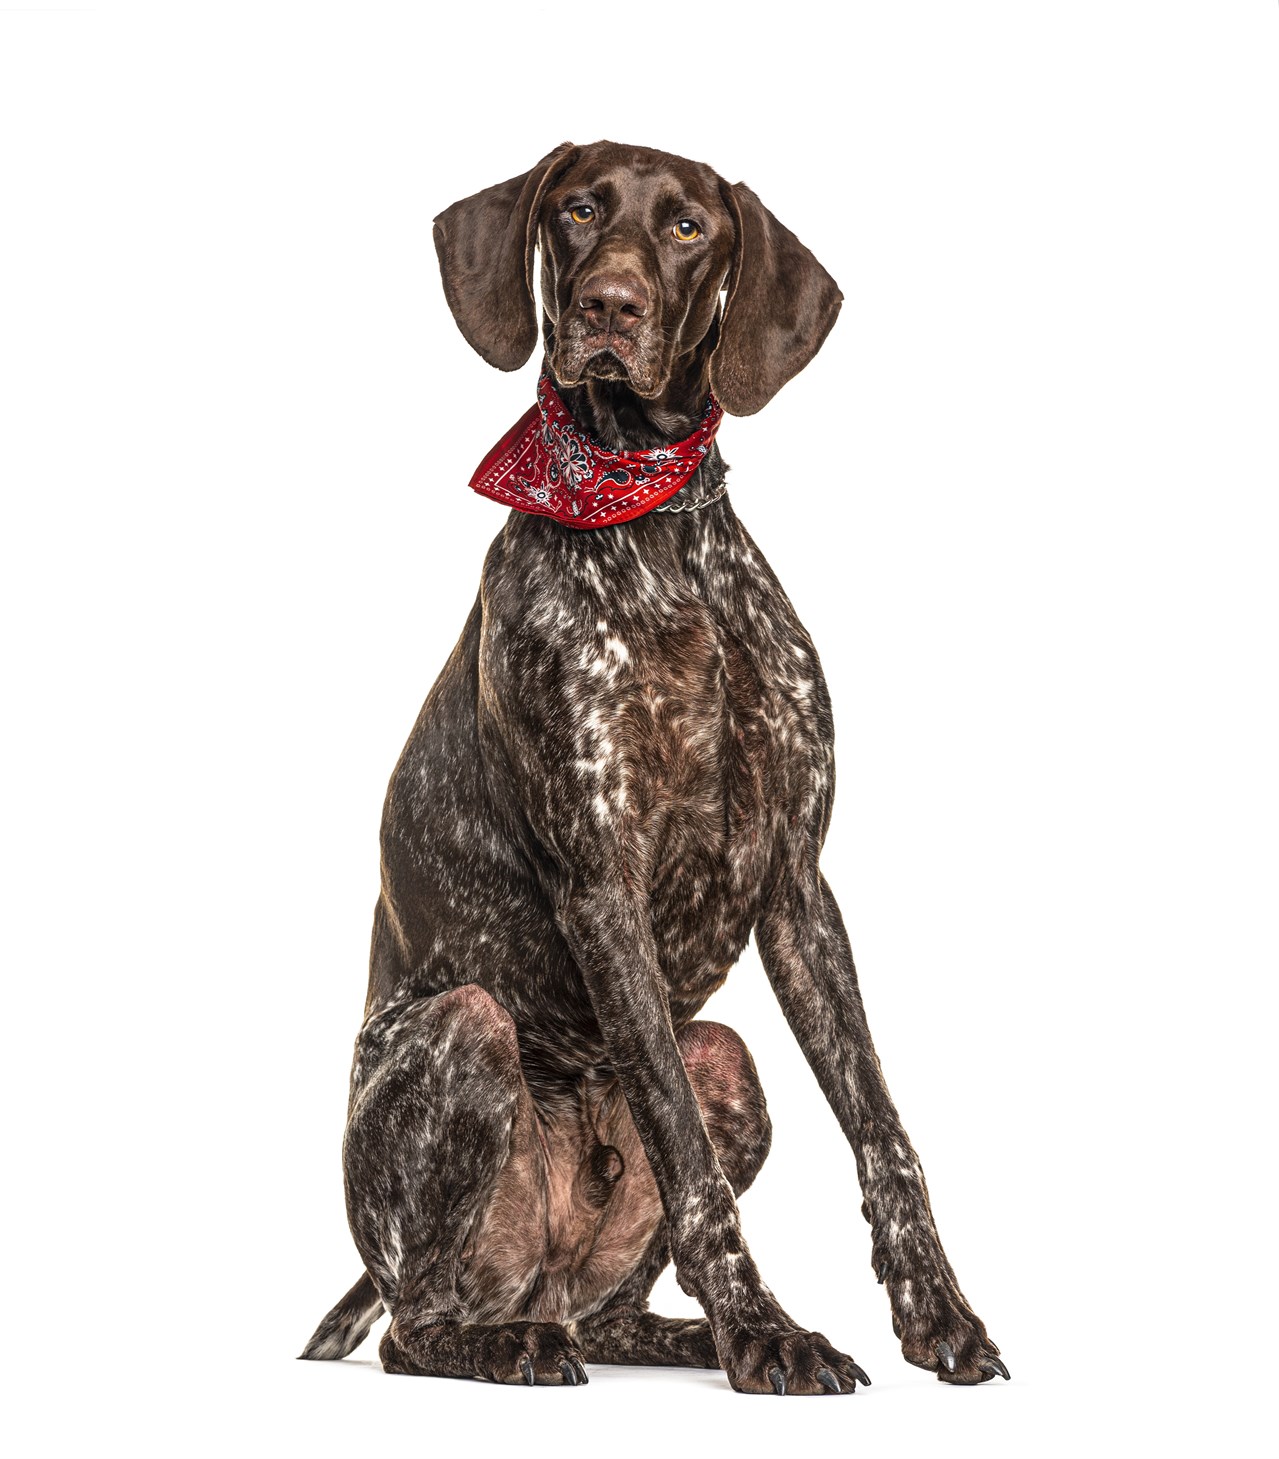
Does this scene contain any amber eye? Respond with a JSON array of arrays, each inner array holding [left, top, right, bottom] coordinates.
[[672, 219, 702, 241], [569, 205, 595, 225]]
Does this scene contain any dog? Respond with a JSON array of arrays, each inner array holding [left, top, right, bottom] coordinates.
[[300, 140, 1007, 1395]]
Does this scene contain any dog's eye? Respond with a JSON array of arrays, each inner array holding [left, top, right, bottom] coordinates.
[[569, 205, 595, 225], [672, 219, 702, 241]]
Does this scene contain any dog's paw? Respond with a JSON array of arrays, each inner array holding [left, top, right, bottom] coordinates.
[[897, 1303, 1007, 1385], [477, 1322, 590, 1386], [382, 1318, 589, 1385], [719, 1327, 870, 1395]]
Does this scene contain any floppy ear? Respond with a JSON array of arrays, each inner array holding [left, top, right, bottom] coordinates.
[[433, 143, 579, 371], [710, 182, 843, 416]]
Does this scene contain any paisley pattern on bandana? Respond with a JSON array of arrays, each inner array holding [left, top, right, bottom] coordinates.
[[469, 371, 724, 529]]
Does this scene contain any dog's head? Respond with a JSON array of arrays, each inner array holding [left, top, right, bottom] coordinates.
[[433, 141, 841, 417]]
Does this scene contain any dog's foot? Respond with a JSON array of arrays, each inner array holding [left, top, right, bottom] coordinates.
[[380, 1319, 589, 1385], [889, 1286, 1007, 1385], [479, 1322, 590, 1386], [717, 1326, 870, 1395]]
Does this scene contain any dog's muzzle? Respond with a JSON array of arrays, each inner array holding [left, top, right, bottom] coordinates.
[[556, 269, 662, 392]]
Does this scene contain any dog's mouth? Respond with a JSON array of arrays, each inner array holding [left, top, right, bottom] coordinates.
[[555, 332, 662, 396], [581, 345, 631, 382]]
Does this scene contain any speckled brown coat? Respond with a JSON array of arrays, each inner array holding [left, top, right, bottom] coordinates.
[[300, 140, 1007, 1395]]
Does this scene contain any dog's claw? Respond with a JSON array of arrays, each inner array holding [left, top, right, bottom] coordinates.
[[768, 1366, 786, 1395], [936, 1341, 957, 1374], [979, 1356, 1011, 1381], [519, 1355, 535, 1386], [850, 1362, 872, 1387], [877, 1261, 888, 1284], [560, 1359, 577, 1385], [817, 1368, 840, 1393]]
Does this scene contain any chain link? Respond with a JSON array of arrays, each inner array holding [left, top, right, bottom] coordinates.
[[653, 481, 729, 514]]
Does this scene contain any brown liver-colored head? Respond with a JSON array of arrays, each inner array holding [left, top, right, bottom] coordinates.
[[433, 140, 841, 416]]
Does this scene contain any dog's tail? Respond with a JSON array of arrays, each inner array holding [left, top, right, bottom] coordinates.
[[298, 1272, 385, 1360]]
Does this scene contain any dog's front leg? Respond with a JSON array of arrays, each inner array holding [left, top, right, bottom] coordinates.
[[756, 870, 1008, 1384], [560, 883, 870, 1396]]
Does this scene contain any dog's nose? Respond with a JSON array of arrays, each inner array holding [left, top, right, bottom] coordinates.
[[577, 273, 649, 334]]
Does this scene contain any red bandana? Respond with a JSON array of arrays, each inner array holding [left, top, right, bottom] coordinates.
[[469, 372, 724, 529]]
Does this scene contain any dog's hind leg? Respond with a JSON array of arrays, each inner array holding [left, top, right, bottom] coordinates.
[[573, 1021, 772, 1369], [573, 1232, 720, 1367], [342, 983, 589, 1386]]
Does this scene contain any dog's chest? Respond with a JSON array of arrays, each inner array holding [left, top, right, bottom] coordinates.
[[639, 615, 816, 1018], [495, 510, 834, 1017]]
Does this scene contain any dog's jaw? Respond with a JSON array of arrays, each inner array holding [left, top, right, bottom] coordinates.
[[580, 346, 630, 384], [550, 323, 667, 401], [564, 340, 642, 389], [545, 321, 717, 452]]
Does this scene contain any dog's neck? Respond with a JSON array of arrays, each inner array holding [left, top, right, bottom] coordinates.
[[566, 368, 726, 514], [545, 346, 728, 515], [535, 328, 729, 517]]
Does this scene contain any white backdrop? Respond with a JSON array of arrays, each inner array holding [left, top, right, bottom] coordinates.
[[2, 5, 1276, 1458]]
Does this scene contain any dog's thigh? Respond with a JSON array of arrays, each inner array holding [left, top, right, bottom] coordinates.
[[347, 987, 591, 1385], [679, 1020, 773, 1196], [580, 1020, 772, 1271], [343, 984, 530, 1314]]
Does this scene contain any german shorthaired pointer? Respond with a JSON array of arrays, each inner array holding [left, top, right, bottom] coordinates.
[[300, 140, 1008, 1395]]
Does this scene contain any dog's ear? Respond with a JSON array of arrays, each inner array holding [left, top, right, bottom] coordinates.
[[433, 143, 579, 371], [710, 182, 843, 416]]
